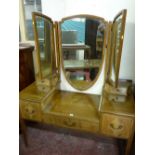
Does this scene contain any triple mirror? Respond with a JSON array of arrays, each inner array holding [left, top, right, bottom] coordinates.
[[32, 10, 127, 90]]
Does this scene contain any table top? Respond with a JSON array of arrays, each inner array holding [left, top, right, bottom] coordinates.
[[19, 82, 55, 102], [100, 93, 135, 117]]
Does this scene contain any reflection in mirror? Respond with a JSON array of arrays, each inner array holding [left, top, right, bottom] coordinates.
[[33, 14, 56, 80], [114, 15, 123, 72], [60, 16, 107, 90], [111, 15, 123, 82], [109, 10, 127, 88]]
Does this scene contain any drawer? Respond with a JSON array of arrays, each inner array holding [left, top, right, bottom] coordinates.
[[54, 115, 80, 129], [42, 114, 55, 124], [20, 101, 41, 121], [100, 114, 133, 139], [49, 115, 99, 133], [80, 120, 99, 133]]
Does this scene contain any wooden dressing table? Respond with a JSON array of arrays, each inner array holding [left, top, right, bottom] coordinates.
[[20, 82, 134, 155], [20, 10, 134, 155]]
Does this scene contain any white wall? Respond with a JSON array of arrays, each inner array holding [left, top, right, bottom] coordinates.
[[42, 0, 65, 21], [41, 0, 135, 94]]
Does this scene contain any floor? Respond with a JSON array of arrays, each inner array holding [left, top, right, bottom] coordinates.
[[19, 122, 134, 155], [19, 79, 135, 155]]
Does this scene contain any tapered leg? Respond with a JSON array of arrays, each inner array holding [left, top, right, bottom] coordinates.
[[125, 123, 134, 155], [19, 110, 28, 146]]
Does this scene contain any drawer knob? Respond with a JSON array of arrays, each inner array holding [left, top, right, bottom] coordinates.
[[110, 123, 123, 130]]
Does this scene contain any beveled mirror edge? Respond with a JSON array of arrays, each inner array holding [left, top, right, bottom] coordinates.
[[58, 14, 109, 91], [108, 9, 127, 88], [32, 12, 59, 86]]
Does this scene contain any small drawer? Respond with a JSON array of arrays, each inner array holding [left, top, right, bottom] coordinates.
[[100, 114, 133, 139], [20, 101, 41, 121]]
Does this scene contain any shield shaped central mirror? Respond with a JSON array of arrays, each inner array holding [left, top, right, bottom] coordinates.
[[59, 15, 108, 90]]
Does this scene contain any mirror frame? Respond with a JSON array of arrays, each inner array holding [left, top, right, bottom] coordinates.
[[58, 14, 108, 91], [107, 9, 127, 88], [32, 12, 59, 84]]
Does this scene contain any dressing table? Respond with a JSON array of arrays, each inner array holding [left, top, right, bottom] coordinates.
[[19, 9, 134, 155]]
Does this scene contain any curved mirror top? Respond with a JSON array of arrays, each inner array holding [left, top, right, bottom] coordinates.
[[32, 13, 57, 81], [109, 10, 127, 87], [60, 15, 107, 90]]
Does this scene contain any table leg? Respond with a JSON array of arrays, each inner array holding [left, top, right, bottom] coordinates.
[[125, 123, 134, 155], [19, 111, 28, 146]]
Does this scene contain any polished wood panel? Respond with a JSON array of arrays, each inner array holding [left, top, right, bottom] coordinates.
[[99, 94, 135, 117], [20, 100, 42, 121], [19, 82, 57, 122], [42, 90, 100, 133], [44, 90, 100, 122], [20, 86, 100, 132], [100, 114, 133, 139], [20, 82, 55, 102], [44, 114, 99, 133], [99, 92, 135, 155], [80, 119, 99, 133], [20, 81, 134, 155]]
